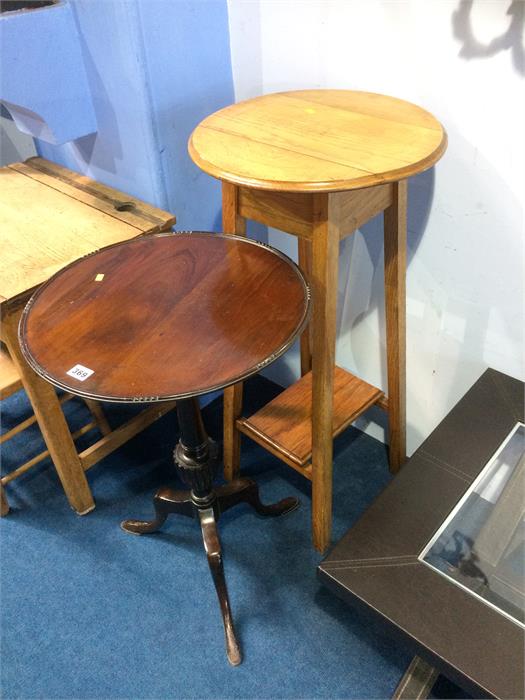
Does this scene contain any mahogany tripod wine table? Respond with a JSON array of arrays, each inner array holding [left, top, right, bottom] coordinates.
[[19, 232, 309, 666], [189, 89, 447, 552]]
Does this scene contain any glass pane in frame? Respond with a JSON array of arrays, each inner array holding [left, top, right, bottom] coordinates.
[[420, 422, 525, 627]]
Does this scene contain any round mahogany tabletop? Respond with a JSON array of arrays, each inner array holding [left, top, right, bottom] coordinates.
[[189, 89, 447, 192], [19, 233, 310, 402]]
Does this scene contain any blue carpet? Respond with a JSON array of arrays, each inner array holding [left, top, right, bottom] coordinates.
[[1, 377, 468, 699]]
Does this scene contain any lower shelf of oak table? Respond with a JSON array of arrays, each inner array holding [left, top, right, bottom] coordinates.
[[237, 366, 384, 480]]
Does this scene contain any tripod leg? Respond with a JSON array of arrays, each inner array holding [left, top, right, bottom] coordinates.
[[199, 507, 242, 666], [216, 478, 299, 518], [121, 487, 194, 534]]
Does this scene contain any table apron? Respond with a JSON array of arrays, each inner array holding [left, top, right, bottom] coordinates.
[[237, 183, 394, 240]]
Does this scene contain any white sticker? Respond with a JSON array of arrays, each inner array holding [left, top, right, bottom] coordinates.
[[66, 364, 94, 381]]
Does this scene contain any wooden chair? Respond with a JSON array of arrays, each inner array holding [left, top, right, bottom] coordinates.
[[0, 157, 177, 515], [0, 344, 112, 515]]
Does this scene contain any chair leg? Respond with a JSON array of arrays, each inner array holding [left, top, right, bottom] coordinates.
[[84, 399, 112, 436], [1, 484, 9, 516], [2, 306, 95, 515]]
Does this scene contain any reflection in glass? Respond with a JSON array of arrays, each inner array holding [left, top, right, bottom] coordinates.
[[420, 423, 525, 627]]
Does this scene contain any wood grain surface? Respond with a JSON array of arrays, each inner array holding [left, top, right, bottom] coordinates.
[[0, 162, 175, 306], [189, 90, 447, 192], [11, 158, 176, 233], [20, 233, 309, 402], [238, 366, 383, 468]]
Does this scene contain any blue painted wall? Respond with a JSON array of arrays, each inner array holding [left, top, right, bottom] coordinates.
[[38, 0, 235, 231], [136, 0, 235, 230], [0, 2, 96, 145]]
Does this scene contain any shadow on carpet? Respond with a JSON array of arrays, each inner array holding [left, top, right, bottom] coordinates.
[[1, 376, 469, 699]]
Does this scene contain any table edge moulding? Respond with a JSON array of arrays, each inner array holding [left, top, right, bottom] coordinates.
[[188, 89, 447, 553]]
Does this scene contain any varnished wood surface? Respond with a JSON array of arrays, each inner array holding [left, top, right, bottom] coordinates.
[[189, 90, 447, 192], [238, 367, 383, 468], [0, 158, 175, 307], [20, 233, 309, 402]]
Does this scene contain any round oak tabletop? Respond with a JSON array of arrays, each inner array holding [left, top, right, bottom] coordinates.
[[19, 233, 310, 402], [189, 90, 447, 192]]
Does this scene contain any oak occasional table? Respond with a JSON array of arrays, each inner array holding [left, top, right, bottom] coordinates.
[[19, 232, 310, 666], [0, 157, 176, 516], [189, 90, 447, 552]]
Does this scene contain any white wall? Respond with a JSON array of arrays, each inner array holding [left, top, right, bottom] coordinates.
[[227, 0, 524, 453]]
